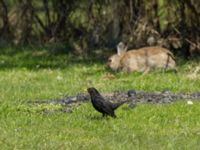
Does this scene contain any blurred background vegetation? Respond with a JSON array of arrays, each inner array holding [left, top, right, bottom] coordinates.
[[0, 0, 200, 58]]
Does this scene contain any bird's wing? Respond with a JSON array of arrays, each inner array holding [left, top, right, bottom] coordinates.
[[101, 102, 114, 115], [92, 96, 113, 114]]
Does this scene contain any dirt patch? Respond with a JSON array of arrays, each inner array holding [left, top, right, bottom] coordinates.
[[30, 90, 200, 113]]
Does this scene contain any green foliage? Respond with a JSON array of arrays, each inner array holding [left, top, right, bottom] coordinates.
[[1, 0, 199, 55], [0, 47, 200, 149]]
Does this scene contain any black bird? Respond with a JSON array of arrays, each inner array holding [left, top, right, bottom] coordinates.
[[87, 87, 129, 118]]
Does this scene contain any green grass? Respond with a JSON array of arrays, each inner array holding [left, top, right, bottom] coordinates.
[[0, 46, 200, 149]]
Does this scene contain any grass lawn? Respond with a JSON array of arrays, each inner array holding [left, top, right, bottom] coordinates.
[[0, 46, 200, 149]]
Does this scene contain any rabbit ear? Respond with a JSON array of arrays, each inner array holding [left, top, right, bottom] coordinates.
[[117, 42, 127, 55]]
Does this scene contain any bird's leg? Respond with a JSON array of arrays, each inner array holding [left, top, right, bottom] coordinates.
[[112, 113, 116, 118]]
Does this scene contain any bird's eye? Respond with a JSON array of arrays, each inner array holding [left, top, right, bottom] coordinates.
[[108, 59, 112, 63]]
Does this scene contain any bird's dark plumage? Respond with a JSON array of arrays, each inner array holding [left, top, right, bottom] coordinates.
[[87, 87, 129, 118]]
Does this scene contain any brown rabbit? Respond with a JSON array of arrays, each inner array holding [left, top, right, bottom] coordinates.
[[108, 42, 176, 73]]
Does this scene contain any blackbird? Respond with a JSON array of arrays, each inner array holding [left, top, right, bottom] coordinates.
[[87, 87, 129, 118]]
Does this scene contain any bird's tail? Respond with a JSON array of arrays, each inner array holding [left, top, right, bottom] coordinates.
[[112, 100, 131, 110]]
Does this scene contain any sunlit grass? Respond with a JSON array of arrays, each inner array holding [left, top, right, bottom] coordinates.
[[0, 46, 200, 149]]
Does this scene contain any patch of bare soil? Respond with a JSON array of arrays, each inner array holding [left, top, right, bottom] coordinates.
[[30, 90, 200, 113]]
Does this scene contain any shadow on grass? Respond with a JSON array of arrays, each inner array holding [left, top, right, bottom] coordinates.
[[87, 115, 105, 120], [85, 113, 117, 120], [0, 45, 111, 70], [0, 45, 199, 70]]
